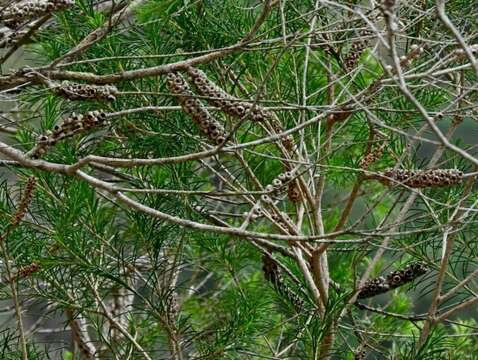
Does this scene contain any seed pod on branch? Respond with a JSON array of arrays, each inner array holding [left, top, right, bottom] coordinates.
[[1, 0, 74, 29], [357, 262, 428, 299], [344, 30, 372, 71], [166, 72, 227, 145], [14, 262, 41, 280], [186, 67, 271, 122], [354, 348, 367, 360], [11, 177, 36, 228], [359, 144, 385, 170], [376, 168, 464, 188], [287, 181, 301, 203], [266, 171, 293, 195], [262, 255, 304, 310], [30, 110, 108, 158], [54, 81, 118, 102]]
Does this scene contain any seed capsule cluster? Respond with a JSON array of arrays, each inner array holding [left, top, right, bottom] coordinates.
[[0, 30, 19, 48], [15, 262, 41, 279], [271, 212, 296, 233], [32, 110, 107, 158], [359, 144, 384, 170], [250, 203, 264, 221], [354, 349, 367, 360], [287, 181, 301, 203], [11, 177, 36, 227], [55, 81, 118, 102], [357, 262, 428, 299], [265, 172, 294, 195], [270, 117, 295, 152], [1, 0, 74, 28], [186, 67, 271, 122], [263, 255, 304, 310], [166, 72, 227, 145], [344, 30, 371, 70], [379, 168, 464, 188]]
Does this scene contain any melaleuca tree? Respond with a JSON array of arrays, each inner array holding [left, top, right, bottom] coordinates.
[[0, 0, 477, 359]]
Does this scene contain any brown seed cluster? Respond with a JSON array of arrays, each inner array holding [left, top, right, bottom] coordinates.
[[359, 144, 384, 170], [11, 177, 36, 227], [262, 255, 304, 310], [15, 262, 41, 279], [1, 0, 74, 28], [55, 82, 118, 102], [269, 117, 295, 152], [357, 262, 428, 299], [166, 72, 227, 145], [32, 110, 107, 158], [186, 67, 271, 122], [344, 30, 371, 70], [379, 168, 464, 188], [287, 181, 301, 203]]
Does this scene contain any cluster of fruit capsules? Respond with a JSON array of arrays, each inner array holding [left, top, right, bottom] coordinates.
[[354, 348, 367, 360], [287, 181, 301, 203], [186, 67, 271, 122], [249, 203, 264, 221], [32, 110, 107, 158], [1, 0, 74, 28], [166, 72, 227, 145], [11, 177, 36, 227], [357, 262, 428, 299], [55, 81, 118, 102], [270, 211, 296, 233], [344, 29, 372, 70], [359, 144, 384, 170], [0, 30, 19, 48], [262, 171, 294, 199], [270, 117, 295, 152], [15, 262, 41, 280], [378, 168, 464, 188], [262, 255, 304, 310]]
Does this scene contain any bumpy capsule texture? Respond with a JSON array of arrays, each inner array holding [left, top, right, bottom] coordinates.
[[354, 350, 367, 360], [379, 168, 464, 188], [357, 262, 428, 299], [359, 144, 384, 170], [250, 204, 263, 221], [1, 0, 74, 28], [11, 177, 36, 227], [270, 212, 296, 233], [266, 172, 294, 196], [166, 72, 227, 145], [31, 110, 107, 158], [15, 262, 41, 279], [55, 82, 118, 102], [344, 30, 371, 70], [287, 181, 301, 203], [186, 67, 271, 122], [262, 255, 304, 310]]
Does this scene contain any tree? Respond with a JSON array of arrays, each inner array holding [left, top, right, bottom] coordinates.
[[0, 0, 477, 358]]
